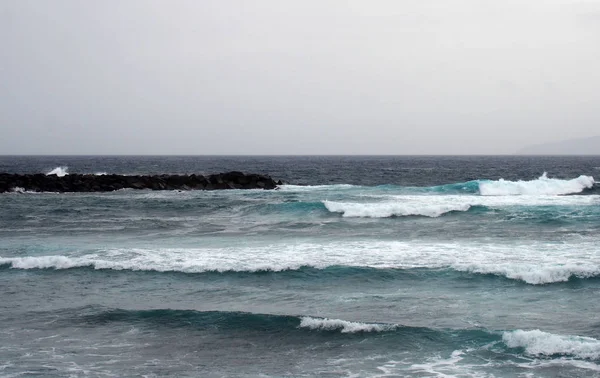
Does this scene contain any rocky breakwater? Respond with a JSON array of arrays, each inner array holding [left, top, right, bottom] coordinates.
[[0, 172, 282, 193]]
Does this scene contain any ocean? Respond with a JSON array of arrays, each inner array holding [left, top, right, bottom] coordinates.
[[1, 155, 599, 377]]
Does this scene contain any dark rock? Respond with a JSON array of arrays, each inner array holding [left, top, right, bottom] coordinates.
[[0, 172, 281, 193]]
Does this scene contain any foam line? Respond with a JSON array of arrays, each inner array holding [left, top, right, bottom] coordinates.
[[503, 329, 600, 359], [2, 239, 600, 284], [478, 173, 594, 196]]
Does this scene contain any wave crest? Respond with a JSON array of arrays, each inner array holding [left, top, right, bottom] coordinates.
[[460, 264, 600, 285], [323, 200, 471, 218], [479, 173, 594, 196], [503, 330, 600, 360], [299, 317, 397, 333], [2, 240, 599, 285], [56, 307, 402, 334]]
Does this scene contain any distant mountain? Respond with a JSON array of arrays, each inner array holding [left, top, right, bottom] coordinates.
[[517, 136, 600, 155]]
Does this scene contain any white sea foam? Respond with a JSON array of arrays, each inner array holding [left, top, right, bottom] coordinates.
[[8, 187, 49, 194], [323, 194, 598, 218], [299, 317, 396, 333], [478, 173, 594, 196], [461, 264, 600, 285], [46, 166, 69, 177], [1, 255, 83, 270], [281, 174, 595, 197], [514, 357, 600, 372], [2, 239, 600, 284], [503, 330, 600, 360], [408, 350, 475, 377]]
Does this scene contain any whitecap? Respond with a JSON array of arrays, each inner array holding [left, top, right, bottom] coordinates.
[[322, 194, 597, 218], [323, 200, 471, 218], [478, 173, 594, 196], [2, 238, 600, 285], [298, 317, 397, 333], [503, 329, 600, 360]]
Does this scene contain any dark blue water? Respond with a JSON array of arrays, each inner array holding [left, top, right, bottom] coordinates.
[[1, 156, 600, 377], [2, 155, 600, 185]]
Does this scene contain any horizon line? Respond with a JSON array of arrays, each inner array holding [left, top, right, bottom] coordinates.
[[1, 154, 600, 157]]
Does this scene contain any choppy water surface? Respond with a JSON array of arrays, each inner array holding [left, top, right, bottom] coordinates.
[[1, 155, 600, 377]]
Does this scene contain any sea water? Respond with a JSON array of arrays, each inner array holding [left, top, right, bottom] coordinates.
[[1, 155, 599, 377]]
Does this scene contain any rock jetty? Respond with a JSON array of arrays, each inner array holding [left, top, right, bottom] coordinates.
[[0, 172, 281, 193]]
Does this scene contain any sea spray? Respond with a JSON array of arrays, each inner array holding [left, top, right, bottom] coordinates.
[[479, 173, 594, 196], [46, 166, 69, 177]]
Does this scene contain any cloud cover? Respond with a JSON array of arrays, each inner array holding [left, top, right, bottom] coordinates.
[[1, 0, 599, 154]]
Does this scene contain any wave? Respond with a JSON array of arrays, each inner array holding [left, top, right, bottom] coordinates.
[[460, 263, 600, 285], [280, 173, 595, 196], [2, 239, 600, 284], [478, 173, 595, 196], [298, 316, 398, 333], [322, 194, 598, 218], [4, 257, 598, 285], [46, 166, 69, 177], [503, 329, 600, 360], [285, 173, 595, 196], [426, 173, 595, 196], [9, 187, 62, 195], [67, 307, 400, 334], [323, 199, 473, 218], [41, 306, 600, 361]]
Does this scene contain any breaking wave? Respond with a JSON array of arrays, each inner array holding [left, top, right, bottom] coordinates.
[[322, 194, 597, 218], [458, 263, 600, 285], [41, 306, 600, 361], [323, 200, 472, 218], [423, 173, 594, 196], [281, 173, 595, 197], [60, 307, 404, 334], [503, 329, 600, 360], [298, 317, 397, 333], [2, 239, 600, 284], [478, 173, 594, 196]]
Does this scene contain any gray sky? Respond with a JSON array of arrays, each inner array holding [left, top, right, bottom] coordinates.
[[1, 0, 599, 155]]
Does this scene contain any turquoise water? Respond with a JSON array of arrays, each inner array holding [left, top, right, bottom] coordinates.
[[1, 156, 600, 377]]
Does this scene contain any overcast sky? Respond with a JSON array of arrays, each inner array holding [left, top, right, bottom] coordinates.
[[1, 1, 599, 154]]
